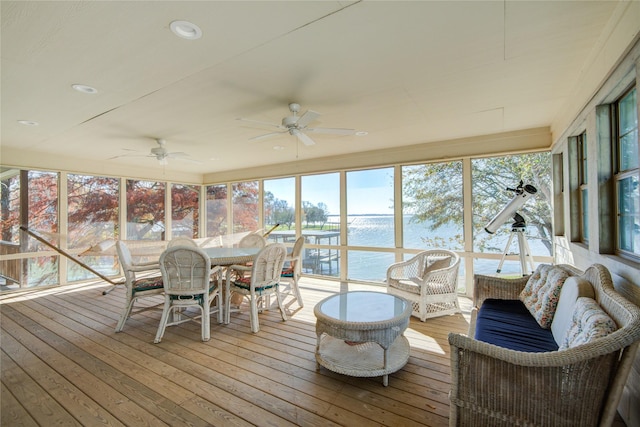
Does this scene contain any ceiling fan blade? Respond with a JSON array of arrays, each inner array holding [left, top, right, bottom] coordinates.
[[296, 131, 316, 146], [306, 127, 357, 135], [296, 110, 320, 128], [163, 151, 202, 164], [237, 117, 282, 129], [249, 131, 287, 141], [107, 153, 151, 160], [167, 152, 189, 158]]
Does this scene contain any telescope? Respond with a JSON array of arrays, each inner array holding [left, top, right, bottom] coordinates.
[[484, 181, 537, 234]]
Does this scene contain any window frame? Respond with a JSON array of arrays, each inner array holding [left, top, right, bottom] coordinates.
[[577, 132, 589, 243], [613, 86, 639, 259]]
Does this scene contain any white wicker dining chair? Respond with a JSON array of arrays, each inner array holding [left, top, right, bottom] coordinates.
[[114, 240, 164, 332], [225, 243, 288, 333], [154, 245, 222, 343], [280, 236, 305, 308], [167, 236, 198, 248], [238, 233, 267, 248], [386, 249, 461, 321]]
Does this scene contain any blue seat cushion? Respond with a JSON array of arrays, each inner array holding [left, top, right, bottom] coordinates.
[[475, 299, 559, 352]]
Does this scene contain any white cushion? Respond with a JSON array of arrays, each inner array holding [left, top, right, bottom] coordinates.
[[560, 297, 617, 350], [551, 276, 594, 344], [422, 256, 451, 279]]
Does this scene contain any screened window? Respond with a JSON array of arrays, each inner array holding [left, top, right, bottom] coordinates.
[[577, 132, 589, 242], [126, 179, 165, 240], [346, 168, 394, 248], [402, 161, 464, 251], [264, 177, 295, 243], [472, 153, 552, 275], [345, 168, 394, 282], [206, 184, 227, 238], [171, 183, 200, 238], [614, 87, 639, 257], [232, 181, 259, 234], [67, 174, 119, 281], [0, 169, 20, 244], [0, 170, 60, 287], [301, 173, 340, 277]]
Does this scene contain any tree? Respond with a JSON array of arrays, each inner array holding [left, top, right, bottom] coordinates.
[[232, 181, 259, 233], [264, 192, 295, 230], [472, 153, 552, 254], [206, 184, 227, 237], [67, 174, 119, 247], [126, 180, 165, 240], [402, 153, 552, 255], [171, 183, 200, 238], [302, 201, 328, 229]]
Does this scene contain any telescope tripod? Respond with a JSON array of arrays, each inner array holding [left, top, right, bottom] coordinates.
[[496, 223, 535, 276]]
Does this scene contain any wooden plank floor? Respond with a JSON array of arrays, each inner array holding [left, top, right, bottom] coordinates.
[[1, 277, 471, 427]]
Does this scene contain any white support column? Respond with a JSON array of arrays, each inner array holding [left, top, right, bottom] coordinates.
[[394, 165, 403, 263], [462, 158, 474, 297], [58, 171, 68, 285], [339, 170, 347, 281], [119, 178, 127, 240], [165, 181, 172, 241]]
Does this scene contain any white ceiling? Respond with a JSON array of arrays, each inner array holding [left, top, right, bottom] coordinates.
[[0, 1, 621, 178]]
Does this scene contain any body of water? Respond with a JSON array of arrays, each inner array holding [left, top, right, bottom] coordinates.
[[320, 214, 551, 282]]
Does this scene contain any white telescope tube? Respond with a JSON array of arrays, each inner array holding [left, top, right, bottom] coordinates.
[[484, 184, 537, 234]]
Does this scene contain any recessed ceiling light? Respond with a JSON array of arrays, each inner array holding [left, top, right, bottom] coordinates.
[[17, 120, 39, 126], [170, 20, 202, 40], [273, 145, 285, 151], [72, 84, 98, 94], [356, 131, 368, 136]]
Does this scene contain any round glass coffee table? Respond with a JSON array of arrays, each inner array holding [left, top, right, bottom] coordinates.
[[314, 291, 412, 386]]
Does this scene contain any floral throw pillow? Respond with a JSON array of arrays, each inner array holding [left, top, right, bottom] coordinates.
[[519, 264, 570, 328], [560, 297, 617, 350]]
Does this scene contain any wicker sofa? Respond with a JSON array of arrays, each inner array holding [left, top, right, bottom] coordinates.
[[448, 263, 640, 427]]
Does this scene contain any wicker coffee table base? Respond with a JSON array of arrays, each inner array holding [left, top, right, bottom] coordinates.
[[316, 335, 410, 386]]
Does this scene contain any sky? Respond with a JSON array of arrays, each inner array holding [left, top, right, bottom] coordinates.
[[264, 168, 394, 215]]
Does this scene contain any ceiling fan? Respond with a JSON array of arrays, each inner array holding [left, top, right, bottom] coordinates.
[[237, 102, 357, 146], [108, 138, 199, 165]]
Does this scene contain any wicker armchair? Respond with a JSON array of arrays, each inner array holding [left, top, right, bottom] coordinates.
[[238, 233, 266, 248], [280, 236, 305, 308], [386, 249, 461, 321], [448, 264, 640, 427], [114, 240, 164, 332], [154, 246, 222, 343], [225, 243, 288, 333]]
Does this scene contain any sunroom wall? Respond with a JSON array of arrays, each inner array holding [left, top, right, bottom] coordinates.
[[551, 38, 640, 427]]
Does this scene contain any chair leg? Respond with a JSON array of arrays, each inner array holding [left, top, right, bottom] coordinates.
[[225, 291, 232, 325], [275, 289, 288, 322], [115, 296, 136, 332], [249, 294, 260, 333], [201, 301, 210, 342], [154, 298, 172, 344], [419, 297, 427, 322], [291, 278, 304, 308], [213, 292, 223, 324]]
